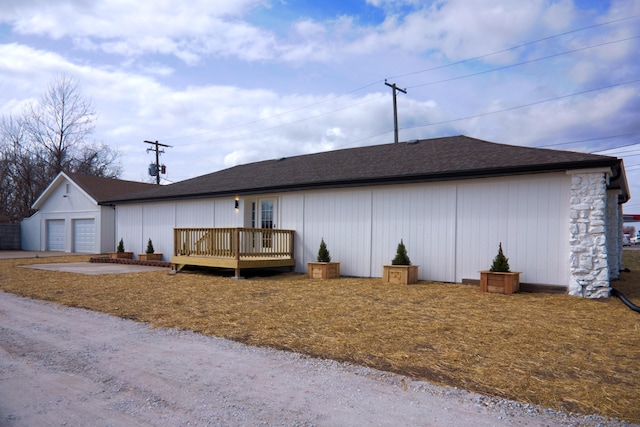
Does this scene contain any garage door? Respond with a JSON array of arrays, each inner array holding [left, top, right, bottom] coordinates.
[[46, 220, 65, 251], [73, 219, 95, 253]]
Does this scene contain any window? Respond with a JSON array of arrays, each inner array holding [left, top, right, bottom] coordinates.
[[260, 200, 275, 248], [260, 200, 274, 229]]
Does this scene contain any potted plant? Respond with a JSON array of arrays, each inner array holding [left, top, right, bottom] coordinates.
[[109, 238, 133, 259], [307, 238, 340, 279], [138, 238, 163, 261], [480, 243, 520, 294], [382, 239, 418, 284]]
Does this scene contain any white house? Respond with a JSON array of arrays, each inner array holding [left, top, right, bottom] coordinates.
[[21, 172, 156, 253], [101, 136, 630, 298]]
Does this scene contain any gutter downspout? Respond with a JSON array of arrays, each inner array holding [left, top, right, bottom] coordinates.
[[611, 288, 640, 313]]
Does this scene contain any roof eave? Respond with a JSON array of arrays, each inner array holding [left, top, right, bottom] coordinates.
[[612, 159, 631, 204], [100, 159, 619, 204]]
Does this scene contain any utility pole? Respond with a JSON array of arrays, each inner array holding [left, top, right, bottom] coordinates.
[[144, 140, 171, 184], [385, 80, 407, 143]]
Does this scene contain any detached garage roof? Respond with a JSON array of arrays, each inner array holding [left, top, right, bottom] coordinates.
[[32, 172, 157, 210], [101, 135, 630, 204]]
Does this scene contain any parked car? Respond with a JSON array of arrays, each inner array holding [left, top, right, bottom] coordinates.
[[623, 234, 631, 246]]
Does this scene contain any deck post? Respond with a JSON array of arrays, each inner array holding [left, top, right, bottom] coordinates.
[[232, 227, 244, 279], [290, 231, 295, 271]]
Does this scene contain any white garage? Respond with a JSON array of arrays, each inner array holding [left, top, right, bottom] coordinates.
[[21, 172, 156, 254]]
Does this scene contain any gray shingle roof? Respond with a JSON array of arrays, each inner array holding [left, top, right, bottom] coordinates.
[[102, 135, 627, 204], [66, 172, 158, 202]]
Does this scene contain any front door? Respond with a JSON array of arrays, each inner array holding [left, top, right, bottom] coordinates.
[[260, 199, 275, 229], [259, 199, 275, 248], [250, 199, 277, 249]]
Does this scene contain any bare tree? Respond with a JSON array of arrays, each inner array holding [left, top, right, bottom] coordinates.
[[0, 75, 120, 222], [24, 74, 97, 177], [72, 142, 122, 177]]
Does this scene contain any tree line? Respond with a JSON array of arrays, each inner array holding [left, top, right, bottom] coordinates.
[[0, 75, 120, 223]]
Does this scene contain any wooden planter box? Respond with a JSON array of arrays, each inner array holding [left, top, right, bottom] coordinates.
[[382, 265, 419, 285], [138, 253, 163, 261], [109, 251, 133, 259], [307, 262, 340, 279], [480, 271, 521, 294]]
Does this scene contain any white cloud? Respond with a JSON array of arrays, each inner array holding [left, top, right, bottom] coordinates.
[[462, 84, 639, 148], [0, 44, 75, 103], [0, 48, 400, 180], [541, 0, 575, 30], [1, 0, 262, 37], [293, 19, 326, 39], [0, 0, 275, 62], [408, 0, 554, 61], [0, 0, 572, 65], [0, 0, 638, 198], [364, 0, 425, 10]]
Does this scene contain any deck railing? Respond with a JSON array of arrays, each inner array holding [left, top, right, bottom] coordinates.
[[173, 227, 294, 260]]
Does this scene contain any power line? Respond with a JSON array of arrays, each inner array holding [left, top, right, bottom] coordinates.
[[406, 35, 640, 90], [170, 78, 639, 153], [386, 14, 640, 81], [400, 79, 640, 132], [536, 133, 639, 148], [163, 80, 384, 143], [160, 15, 639, 146], [590, 139, 640, 153], [334, 129, 394, 150], [176, 94, 386, 147], [607, 151, 640, 158], [192, 67, 640, 151]]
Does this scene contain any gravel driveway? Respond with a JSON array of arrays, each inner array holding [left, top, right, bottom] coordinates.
[[0, 292, 631, 427]]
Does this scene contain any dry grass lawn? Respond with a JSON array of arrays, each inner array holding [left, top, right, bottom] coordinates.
[[1, 252, 639, 422]]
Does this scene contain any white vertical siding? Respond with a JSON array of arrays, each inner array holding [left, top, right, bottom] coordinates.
[[295, 189, 373, 277], [370, 183, 457, 281], [116, 205, 143, 254], [141, 203, 176, 256], [99, 206, 115, 253], [175, 200, 216, 227], [21, 212, 42, 250], [215, 199, 242, 228], [115, 197, 240, 257], [280, 184, 457, 280], [113, 172, 572, 287], [280, 173, 569, 285], [173, 198, 239, 229], [455, 173, 570, 285], [280, 194, 305, 266]]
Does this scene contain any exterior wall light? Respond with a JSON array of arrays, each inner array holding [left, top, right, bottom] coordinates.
[[235, 197, 239, 210]]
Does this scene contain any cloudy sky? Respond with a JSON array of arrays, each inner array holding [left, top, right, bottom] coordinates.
[[1, 1, 639, 208]]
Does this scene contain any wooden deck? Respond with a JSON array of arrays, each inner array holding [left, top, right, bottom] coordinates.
[[171, 227, 295, 277]]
